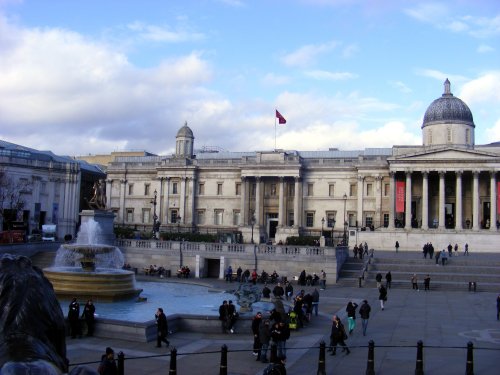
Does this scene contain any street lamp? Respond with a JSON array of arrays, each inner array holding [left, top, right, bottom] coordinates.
[[331, 217, 336, 246], [177, 215, 182, 233], [150, 189, 158, 239], [343, 193, 348, 245], [321, 217, 325, 237], [250, 213, 256, 244]]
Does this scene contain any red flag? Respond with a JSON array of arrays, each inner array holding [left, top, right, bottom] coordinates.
[[276, 110, 286, 124]]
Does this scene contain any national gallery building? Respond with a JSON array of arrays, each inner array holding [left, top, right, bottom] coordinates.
[[104, 80, 500, 251]]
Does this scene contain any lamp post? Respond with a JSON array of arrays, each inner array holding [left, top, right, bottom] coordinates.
[[331, 218, 336, 246], [150, 189, 158, 239], [343, 193, 348, 245], [177, 216, 182, 233], [250, 213, 256, 244], [321, 217, 325, 237]]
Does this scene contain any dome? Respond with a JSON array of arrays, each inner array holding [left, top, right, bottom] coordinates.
[[176, 121, 194, 139], [422, 79, 474, 128]]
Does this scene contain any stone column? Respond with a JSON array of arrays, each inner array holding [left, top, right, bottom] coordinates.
[[180, 177, 186, 224], [438, 172, 445, 229], [455, 171, 463, 230], [278, 177, 285, 226], [120, 179, 127, 224], [375, 176, 382, 227], [240, 177, 247, 226], [472, 171, 479, 230], [157, 178, 164, 225], [105, 179, 112, 209], [164, 177, 170, 224], [357, 175, 364, 228], [388, 172, 395, 229], [294, 177, 300, 228], [421, 171, 429, 230], [405, 171, 412, 230], [255, 177, 262, 226], [188, 177, 196, 225], [490, 171, 497, 232]]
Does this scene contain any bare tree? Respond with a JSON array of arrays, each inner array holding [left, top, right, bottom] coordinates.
[[0, 168, 32, 228]]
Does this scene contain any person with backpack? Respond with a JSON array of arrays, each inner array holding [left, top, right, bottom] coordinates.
[[98, 347, 117, 375]]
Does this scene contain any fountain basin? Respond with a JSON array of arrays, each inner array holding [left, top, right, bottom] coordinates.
[[44, 267, 142, 302]]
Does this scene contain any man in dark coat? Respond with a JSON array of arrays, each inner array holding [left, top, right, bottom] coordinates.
[[68, 297, 81, 338], [227, 300, 237, 333], [251, 311, 263, 360], [82, 299, 96, 337], [379, 285, 388, 310], [155, 307, 169, 348], [329, 315, 350, 355], [98, 346, 118, 375], [358, 300, 371, 336], [272, 283, 284, 299], [219, 300, 229, 333]]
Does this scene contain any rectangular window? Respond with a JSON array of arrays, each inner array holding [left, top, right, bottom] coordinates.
[[288, 211, 294, 226], [198, 183, 205, 195], [128, 184, 134, 195], [365, 215, 373, 227], [215, 209, 223, 225], [327, 212, 337, 228], [350, 183, 357, 197], [383, 213, 389, 227], [217, 183, 223, 196], [307, 183, 314, 197], [306, 212, 314, 227], [126, 208, 134, 223], [197, 210, 205, 225], [233, 210, 240, 225], [40, 181, 46, 194], [142, 209, 151, 223], [384, 183, 390, 197], [170, 210, 179, 224], [329, 184, 335, 197], [366, 183, 373, 196], [144, 184, 150, 196], [235, 183, 241, 196], [172, 182, 178, 195]]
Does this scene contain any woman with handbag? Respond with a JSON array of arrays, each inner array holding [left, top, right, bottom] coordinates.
[[329, 315, 350, 356]]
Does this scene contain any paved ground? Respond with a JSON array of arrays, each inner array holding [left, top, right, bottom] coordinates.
[[66, 251, 500, 374]]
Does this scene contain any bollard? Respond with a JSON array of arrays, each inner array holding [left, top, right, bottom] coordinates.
[[117, 351, 124, 375], [219, 345, 228, 375], [270, 343, 278, 364], [169, 347, 177, 375], [415, 340, 424, 375], [366, 340, 375, 375], [316, 341, 326, 375], [465, 341, 474, 375]]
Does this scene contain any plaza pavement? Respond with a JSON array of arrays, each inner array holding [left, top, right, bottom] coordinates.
[[66, 251, 500, 374]]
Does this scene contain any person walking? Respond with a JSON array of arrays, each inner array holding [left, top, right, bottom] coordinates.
[[218, 300, 229, 333], [411, 273, 419, 291], [379, 284, 387, 310], [424, 274, 431, 291], [227, 300, 237, 333], [155, 307, 169, 348], [329, 315, 350, 355], [358, 300, 371, 336], [311, 288, 320, 317], [375, 273, 383, 288], [385, 271, 392, 289], [345, 301, 358, 335], [320, 270, 326, 290], [395, 241, 400, 253], [259, 319, 272, 363], [98, 347, 118, 375], [464, 243, 469, 256], [251, 311, 263, 359], [82, 299, 96, 337]]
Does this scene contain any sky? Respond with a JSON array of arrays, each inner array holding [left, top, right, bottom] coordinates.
[[0, 0, 499, 157]]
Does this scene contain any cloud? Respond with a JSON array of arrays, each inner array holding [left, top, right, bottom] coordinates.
[[261, 73, 291, 86], [281, 40, 339, 68], [390, 80, 412, 94], [477, 44, 494, 53], [415, 68, 468, 85], [304, 70, 358, 81], [460, 72, 500, 105], [127, 21, 205, 43], [405, 3, 500, 38]]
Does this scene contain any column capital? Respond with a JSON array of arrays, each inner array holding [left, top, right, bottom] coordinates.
[[456, 170, 463, 177], [120, 179, 127, 184], [389, 171, 396, 178], [240, 176, 246, 182], [438, 171, 446, 178], [357, 175, 365, 182], [255, 176, 261, 182], [472, 170, 480, 178], [490, 170, 497, 178], [294, 176, 301, 182], [422, 170, 429, 177], [374, 175, 382, 181], [279, 176, 285, 182], [405, 170, 413, 176]]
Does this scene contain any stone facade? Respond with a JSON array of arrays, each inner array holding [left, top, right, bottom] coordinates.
[[104, 80, 500, 251]]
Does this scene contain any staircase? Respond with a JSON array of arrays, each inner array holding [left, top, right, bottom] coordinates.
[[338, 251, 500, 292]]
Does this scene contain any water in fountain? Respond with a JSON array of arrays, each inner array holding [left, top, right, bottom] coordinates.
[[54, 218, 124, 270]]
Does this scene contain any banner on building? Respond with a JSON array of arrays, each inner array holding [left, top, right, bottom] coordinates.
[[396, 180, 405, 213]]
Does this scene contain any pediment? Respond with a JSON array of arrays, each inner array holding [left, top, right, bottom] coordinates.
[[391, 147, 500, 162]]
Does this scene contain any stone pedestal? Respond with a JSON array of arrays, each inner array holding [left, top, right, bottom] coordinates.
[[79, 210, 116, 245]]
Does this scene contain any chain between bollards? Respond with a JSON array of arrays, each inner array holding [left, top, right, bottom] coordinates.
[[465, 341, 474, 375], [117, 351, 124, 375], [316, 341, 326, 375], [219, 344, 228, 375], [415, 340, 424, 375], [366, 340, 375, 375]]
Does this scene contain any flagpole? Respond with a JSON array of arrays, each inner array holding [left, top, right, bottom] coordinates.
[[274, 111, 277, 150]]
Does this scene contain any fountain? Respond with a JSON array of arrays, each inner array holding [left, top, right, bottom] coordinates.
[[43, 211, 142, 302]]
